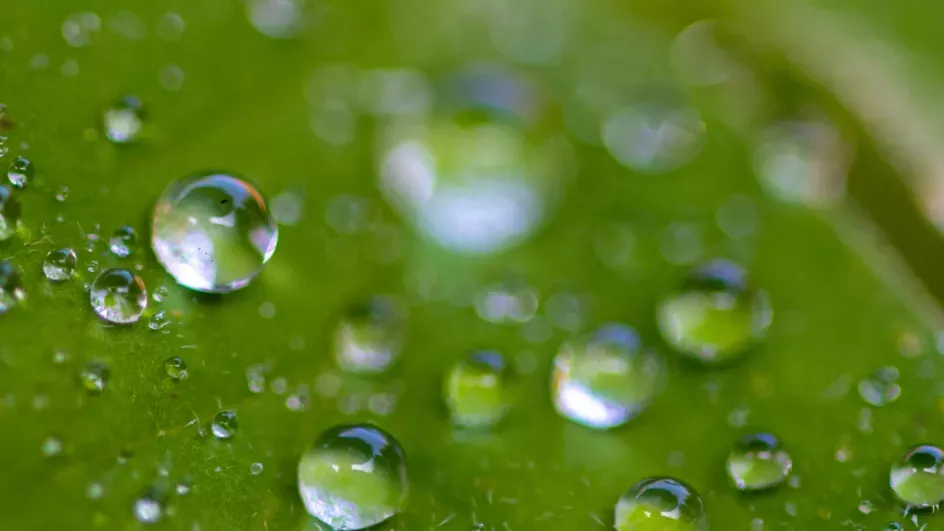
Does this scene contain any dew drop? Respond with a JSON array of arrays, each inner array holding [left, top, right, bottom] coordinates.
[[444, 350, 510, 429], [656, 259, 772, 364], [86, 482, 104, 500], [163, 356, 188, 381], [334, 296, 404, 374], [103, 97, 144, 144], [7, 156, 31, 188], [602, 102, 705, 174], [247, 0, 305, 39], [0, 185, 19, 241], [890, 445, 944, 508], [473, 282, 538, 324], [90, 268, 147, 324], [297, 424, 408, 530], [0, 260, 27, 313], [149, 310, 170, 330], [79, 361, 110, 394], [0, 136, 8, 158], [62, 12, 101, 47], [151, 172, 278, 293], [211, 410, 238, 439], [250, 462, 264, 475], [133, 492, 164, 524], [614, 477, 708, 531], [43, 248, 77, 281], [108, 225, 136, 258], [42, 436, 63, 456], [551, 324, 664, 429], [726, 433, 793, 492], [858, 367, 901, 407]]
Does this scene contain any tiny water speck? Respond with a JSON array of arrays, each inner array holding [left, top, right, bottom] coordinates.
[[444, 350, 510, 428], [211, 410, 238, 439], [890, 444, 944, 508], [6, 156, 31, 188], [108, 225, 136, 258], [335, 296, 404, 374], [726, 433, 792, 491], [79, 361, 110, 394], [163, 356, 188, 381], [43, 248, 77, 281], [90, 268, 147, 324], [0, 185, 20, 241], [103, 97, 144, 144], [614, 477, 708, 531], [251, 462, 264, 475], [298, 424, 408, 530], [151, 172, 278, 293]]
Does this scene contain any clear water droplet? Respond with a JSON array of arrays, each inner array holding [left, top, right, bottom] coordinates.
[[7, 156, 31, 188], [79, 361, 110, 394], [890, 445, 944, 508], [86, 260, 100, 273], [445, 350, 510, 428], [151, 173, 278, 293], [614, 477, 708, 531], [250, 462, 264, 475], [55, 185, 69, 202], [297, 424, 408, 530], [211, 410, 238, 439], [149, 310, 170, 330], [163, 357, 188, 381], [656, 259, 772, 364], [108, 225, 136, 258], [133, 492, 164, 524], [883, 523, 903, 531], [473, 282, 538, 324], [43, 248, 77, 281], [62, 12, 101, 47], [726, 433, 792, 491], [552, 324, 664, 429], [152, 285, 169, 302], [602, 102, 705, 174], [247, 0, 305, 39], [42, 436, 63, 456], [858, 366, 901, 407], [103, 96, 144, 144], [0, 185, 19, 241], [90, 268, 147, 324], [335, 297, 404, 374], [0, 260, 26, 314]]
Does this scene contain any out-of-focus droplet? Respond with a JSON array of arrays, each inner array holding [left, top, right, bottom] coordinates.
[[211, 410, 238, 439], [0, 260, 26, 314], [251, 462, 264, 475], [0, 136, 8, 158], [42, 436, 63, 456], [726, 433, 792, 492], [473, 281, 538, 324], [152, 173, 278, 293], [890, 445, 944, 508], [602, 102, 705, 174], [444, 350, 510, 428], [858, 366, 901, 407], [297, 424, 408, 530], [43, 248, 77, 282], [158, 64, 185, 91], [108, 225, 136, 258], [90, 268, 147, 324], [656, 259, 772, 364], [7, 156, 32, 188], [335, 297, 404, 374], [614, 477, 708, 531], [247, 0, 305, 39], [79, 361, 110, 395], [0, 185, 20, 241], [163, 357, 188, 381], [156, 13, 185, 42], [55, 185, 69, 202], [552, 324, 664, 429], [133, 492, 164, 524], [103, 97, 145, 144], [62, 12, 101, 48], [670, 20, 731, 87]]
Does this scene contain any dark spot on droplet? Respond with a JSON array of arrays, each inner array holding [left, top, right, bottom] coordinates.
[[220, 199, 229, 204]]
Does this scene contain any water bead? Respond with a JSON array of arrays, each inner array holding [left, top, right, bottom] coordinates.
[[151, 172, 279, 293], [0, 260, 26, 314], [148, 310, 170, 331], [103, 96, 145, 144], [211, 410, 238, 439], [726, 433, 792, 491], [108, 225, 136, 258], [133, 492, 164, 524], [444, 350, 510, 428], [163, 357, 188, 381], [0, 185, 21, 241], [79, 361, 110, 395], [858, 367, 901, 407], [7, 156, 32, 188], [334, 297, 404, 374], [602, 103, 706, 174], [656, 259, 772, 364], [43, 248, 77, 281], [89, 268, 147, 324], [551, 324, 664, 429], [297, 424, 408, 530], [890, 445, 944, 508], [614, 477, 708, 531]]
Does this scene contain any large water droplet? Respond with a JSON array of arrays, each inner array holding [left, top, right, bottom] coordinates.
[[551, 324, 664, 429], [726, 433, 792, 492], [90, 268, 148, 324], [656, 259, 772, 364], [444, 350, 510, 428], [297, 424, 408, 530], [615, 477, 708, 531], [43, 248, 77, 281], [163, 356, 188, 381], [335, 297, 404, 374], [79, 361, 110, 395], [0, 185, 19, 241], [858, 366, 901, 407], [890, 445, 944, 508], [211, 410, 238, 439], [151, 173, 279, 293], [103, 96, 145, 144], [6, 156, 31, 189], [108, 225, 136, 258]]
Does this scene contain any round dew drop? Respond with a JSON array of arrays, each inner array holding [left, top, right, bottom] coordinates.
[[551, 324, 664, 429], [656, 259, 772, 364], [444, 350, 510, 428], [7, 156, 32, 188], [298, 424, 408, 530], [89, 268, 147, 324], [103, 96, 145, 144], [0, 185, 21, 241], [79, 361, 110, 395], [726, 433, 792, 491], [133, 492, 164, 524], [43, 248, 77, 281], [108, 225, 136, 258], [163, 356, 188, 381], [151, 172, 278, 293], [890, 444, 944, 508], [212, 410, 238, 439], [334, 296, 404, 374], [615, 477, 708, 531], [0, 260, 26, 314]]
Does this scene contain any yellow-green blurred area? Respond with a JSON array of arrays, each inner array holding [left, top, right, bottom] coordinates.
[[4, 0, 944, 529]]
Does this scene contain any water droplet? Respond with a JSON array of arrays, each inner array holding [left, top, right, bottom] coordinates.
[[86, 482, 104, 499], [890, 445, 944, 508], [614, 477, 708, 531], [246, 364, 266, 393], [55, 185, 69, 202], [726, 433, 792, 491], [157, 13, 185, 42], [163, 357, 188, 381], [0, 260, 26, 314], [0, 137, 8, 158], [62, 12, 101, 47], [445, 351, 510, 428], [152, 173, 278, 293], [133, 492, 164, 524], [656, 259, 772, 364], [473, 282, 538, 324], [90, 268, 147, 324], [247, 0, 305, 39], [858, 366, 901, 406], [551, 324, 665, 429], [670, 20, 732, 87], [79, 361, 110, 394], [602, 102, 705, 174], [43, 248, 77, 281], [103, 97, 144, 144], [158, 63, 185, 91], [149, 310, 170, 330], [250, 462, 264, 475], [7, 156, 31, 188], [0, 185, 19, 241], [297, 424, 408, 530], [211, 410, 238, 439], [175, 483, 190, 496], [86, 260, 100, 273], [42, 436, 63, 456], [335, 297, 404, 374]]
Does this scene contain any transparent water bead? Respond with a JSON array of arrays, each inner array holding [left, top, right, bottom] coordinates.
[[103, 96, 145, 144], [151, 172, 279, 293], [297, 424, 408, 530], [211, 410, 238, 439], [335, 297, 404, 374], [43, 248, 77, 281], [726, 433, 792, 491], [0, 260, 26, 314], [858, 366, 901, 407], [615, 477, 708, 531], [133, 492, 164, 524], [444, 350, 510, 428], [602, 101, 706, 174], [108, 225, 136, 258], [163, 356, 188, 381], [79, 361, 110, 395], [890, 445, 944, 508], [7, 156, 32, 188], [90, 268, 147, 324], [657, 259, 772, 364], [551, 324, 664, 429], [0, 185, 19, 241]]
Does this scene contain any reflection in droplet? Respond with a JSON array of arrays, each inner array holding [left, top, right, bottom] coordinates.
[[602, 103, 705, 173], [726, 433, 792, 491], [79, 361, 110, 395], [133, 492, 163, 524], [90, 268, 147, 324], [43, 248, 77, 281], [103, 97, 145, 144], [163, 356, 188, 381], [890, 445, 944, 508], [212, 411, 238, 439], [473, 282, 538, 324], [614, 477, 708, 530], [108, 225, 136, 258], [444, 351, 510, 428], [0, 260, 26, 314], [335, 297, 404, 374], [7, 156, 32, 188]]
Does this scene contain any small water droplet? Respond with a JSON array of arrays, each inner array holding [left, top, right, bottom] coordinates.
[[86, 260, 100, 273], [247, 0, 305, 39], [0, 260, 26, 313], [90, 268, 147, 324], [133, 492, 164, 524], [246, 364, 266, 393], [62, 12, 101, 47], [0, 137, 8, 158], [157, 13, 185, 42], [250, 462, 264, 475], [107, 225, 136, 258], [55, 185, 69, 202], [175, 483, 190, 496], [614, 477, 708, 531], [86, 482, 104, 499], [890, 445, 944, 508], [149, 310, 170, 330], [0, 185, 19, 241], [158, 63, 184, 91], [474, 282, 538, 324], [79, 361, 110, 394], [335, 296, 404, 374], [42, 436, 63, 456], [103, 97, 144, 144], [297, 424, 408, 530], [445, 351, 510, 428], [7, 156, 31, 188], [602, 102, 705, 174], [858, 366, 901, 407], [43, 248, 77, 281], [152, 285, 169, 302], [163, 356, 188, 381], [552, 324, 665, 429], [726, 433, 792, 491], [211, 410, 238, 439]]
